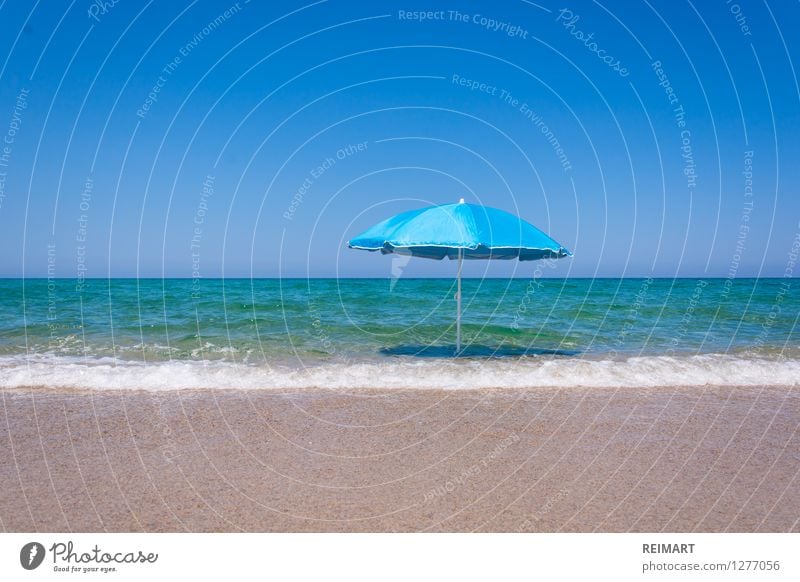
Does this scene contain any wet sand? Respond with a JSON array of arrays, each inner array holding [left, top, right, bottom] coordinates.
[[1, 385, 798, 532]]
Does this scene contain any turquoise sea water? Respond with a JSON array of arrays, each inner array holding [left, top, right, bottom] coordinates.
[[0, 278, 797, 390]]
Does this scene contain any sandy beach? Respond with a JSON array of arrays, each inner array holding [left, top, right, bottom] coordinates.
[[1, 385, 798, 532]]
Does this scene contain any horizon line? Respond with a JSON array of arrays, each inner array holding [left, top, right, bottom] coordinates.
[[0, 276, 793, 281]]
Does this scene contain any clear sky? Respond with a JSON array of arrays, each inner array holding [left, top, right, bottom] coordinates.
[[0, 0, 798, 278]]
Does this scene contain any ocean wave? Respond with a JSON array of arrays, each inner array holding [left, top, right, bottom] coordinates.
[[0, 353, 798, 391]]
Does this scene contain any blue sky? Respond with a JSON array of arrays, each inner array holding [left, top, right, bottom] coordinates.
[[0, 0, 798, 278]]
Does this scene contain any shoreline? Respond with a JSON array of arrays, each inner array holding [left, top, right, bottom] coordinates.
[[1, 385, 798, 532]]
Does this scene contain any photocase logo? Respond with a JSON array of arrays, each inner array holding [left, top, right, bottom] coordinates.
[[20, 542, 45, 570]]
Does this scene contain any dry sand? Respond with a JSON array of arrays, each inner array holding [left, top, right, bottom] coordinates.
[[1, 385, 798, 532]]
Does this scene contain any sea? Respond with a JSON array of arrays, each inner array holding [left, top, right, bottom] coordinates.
[[0, 278, 797, 390]]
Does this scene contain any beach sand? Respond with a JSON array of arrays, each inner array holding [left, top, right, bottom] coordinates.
[[1, 385, 798, 532]]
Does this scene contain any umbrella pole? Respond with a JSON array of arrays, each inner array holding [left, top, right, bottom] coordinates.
[[456, 248, 462, 354]]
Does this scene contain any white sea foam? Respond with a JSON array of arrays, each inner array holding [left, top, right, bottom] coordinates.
[[0, 353, 798, 391]]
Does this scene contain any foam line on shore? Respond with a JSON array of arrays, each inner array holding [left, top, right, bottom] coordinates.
[[1, 353, 798, 391]]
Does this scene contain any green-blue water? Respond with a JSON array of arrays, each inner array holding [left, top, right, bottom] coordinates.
[[0, 278, 797, 390]]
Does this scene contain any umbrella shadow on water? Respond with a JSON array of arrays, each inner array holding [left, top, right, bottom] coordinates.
[[379, 344, 581, 359]]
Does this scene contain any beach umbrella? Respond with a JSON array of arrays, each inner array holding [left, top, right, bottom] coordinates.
[[348, 199, 572, 353]]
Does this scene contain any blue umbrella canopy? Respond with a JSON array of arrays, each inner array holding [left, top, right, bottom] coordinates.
[[348, 200, 571, 260], [347, 199, 572, 353]]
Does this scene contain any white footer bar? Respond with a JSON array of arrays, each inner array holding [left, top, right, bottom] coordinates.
[[1, 533, 797, 581]]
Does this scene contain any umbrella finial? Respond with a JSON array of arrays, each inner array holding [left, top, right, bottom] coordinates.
[[459, 197, 465, 204]]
